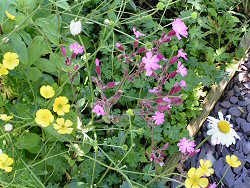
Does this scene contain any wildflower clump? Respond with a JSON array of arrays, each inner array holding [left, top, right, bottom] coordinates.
[[53, 118, 73, 134], [0, 153, 14, 172], [40, 85, 55, 99], [53, 96, 70, 116], [35, 109, 54, 127]]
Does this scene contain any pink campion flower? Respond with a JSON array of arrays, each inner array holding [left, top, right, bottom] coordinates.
[[169, 56, 179, 65], [177, 138, 196, 154], [116, 43, 125, 51], [92, 104, 105, 116], [172, 18, 188, 40], [149, 88, 157, 93], [61, 46, 67, 57], [152, 111, 165, 125], [95, 58, 100, 66], [133, 27, 145, 39], [177, 61, 187, 77], [142, 51, 161, 76], [177, 49, 188, 60], [208, 183, 217, 188], [163, 97, 171, 103], [180, 80, 187, 88], [69, 43, 84, 55]]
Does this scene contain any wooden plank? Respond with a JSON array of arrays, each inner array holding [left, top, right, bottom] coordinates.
[[187, 59, 244, 137]]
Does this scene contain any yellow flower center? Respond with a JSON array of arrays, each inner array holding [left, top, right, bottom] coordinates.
[[190, 175, 200, 185], [58, 104, 63, 109], [218, 120, 230, 133]]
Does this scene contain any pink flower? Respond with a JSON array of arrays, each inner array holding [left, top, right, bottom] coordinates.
[[177, 61, 187, 77], [152, 111, 165, 125], [116, 43, 125, 51], [61, 46, 67, 57], [149, 88, 157, 93], [177, 138, 196, 154], [180, 80, 187, 88], [172, 18, 188, 40], [133, 27, 145, 39], [177, 49, 188, 60], [142, 51, 161, 76], [92, 104, 105, 116], [69, 43, 84, 55], [163, 97, 171, 103], [208, 183, 217, 188], [95, 58, 100, 66]]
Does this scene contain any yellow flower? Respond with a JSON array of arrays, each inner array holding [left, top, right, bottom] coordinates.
[[226, 155, 241, 168], [198, 159, 214, 177], [35, 109, 54, 127], [0, 114, 13, 121], [0, 64, 9, 76], [0, 154, 14, 172], [53, 118, 73, 134], [3, 52, 19, 70], [5, 11, 16, 20], [185, 167, 208, 188], [40, 85, 55, 99], [53, 96, 70, 116]]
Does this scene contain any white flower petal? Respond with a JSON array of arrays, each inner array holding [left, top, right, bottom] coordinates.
[[218, 112, 224, 120], [226, 115, 231, 121]]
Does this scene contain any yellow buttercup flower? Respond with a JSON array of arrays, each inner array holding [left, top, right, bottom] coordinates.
[[0, 114, 13, 121], [226, 155, 241, 168], [40, 85, 55, 99], [35, 109, 54, 127], [185, 167, 208, 188], [3, 52, 19, 70], [53, 118, 73, 134], [198, 159, 214, 177], [53, 96, 70, 116], [0, 154, 14, 172], [5, 11, 16, 20], [0, 64, 9, 76]]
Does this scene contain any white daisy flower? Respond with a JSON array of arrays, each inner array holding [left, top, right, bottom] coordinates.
[[70, 20, 82, 36], [206, 112, 240, 147]]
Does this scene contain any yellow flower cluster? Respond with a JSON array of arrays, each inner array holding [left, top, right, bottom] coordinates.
[[0, 153, 14, 173], [35, 86, 73, 134], [185, 155, 241, 188], [185, 159, 213, 188], [0, 52, 19, 76]]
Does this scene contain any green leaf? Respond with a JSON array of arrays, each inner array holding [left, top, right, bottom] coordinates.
[[27, 36, 51, 66], [25, 67, 42, 81], [0, 0, 15, 23], [49, 0, 70, 10], [15, 133, 42, 150], [9, 33, 28, 65], [35, 15, 61, 45], [44, 126, 74, 142], [33, 58, 57, 75]]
